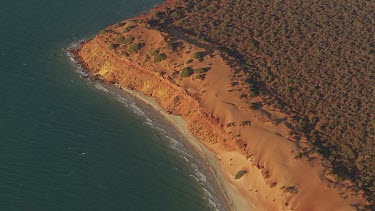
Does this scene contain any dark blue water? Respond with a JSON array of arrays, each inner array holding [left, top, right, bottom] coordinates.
[[0, 1, 225, 210]]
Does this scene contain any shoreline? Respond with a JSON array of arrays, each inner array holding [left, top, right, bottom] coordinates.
[[66, 43, 243, 211], [117, 84, 254, 211]]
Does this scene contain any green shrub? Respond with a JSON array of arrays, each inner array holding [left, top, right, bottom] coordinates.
[[334, 174, 345, 182], [249, 102, 262, 110], [154, 53, 167, 63], [198, 36, 206, 41], [122, 37, 134, 45], [113, 23, 123, 29], [173, 96, 180, 104], [129, 43, 141, 54], [108, 43, 118, 50], [167, 42, 176, 51], [294, 151, 305, 159], [99, 30, 107, 35], [159, 19, 166, 24], [186, 59, 193, 64], [194, 68, 207, 74], [153, 11, 164, 19], [123, 25, 134, 33], [171, 11, 180, 19], [196, 74, 205, 80], [129, 48, 137, 54], [285, 186, 298, 194], [249, 103, 256, 110], [180, 67, 193, 78], [193, 51, 203, 60], [151, 49, 160, 57], [235, 170, 248, 179], [249, 88, 259, 97], [116, 36, 125, 44]]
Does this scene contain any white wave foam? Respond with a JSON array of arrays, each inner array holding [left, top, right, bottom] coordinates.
[[153, 126, 167, 134], [179, 155, 190, 162], [144, 122, 155, 129], [202, 187, 215, 199], [145, 117, 153, 123], [94, 84, 109, 92], [164, 136, 195, 159], [189, 174, 199, 181], [208, 198, 219, 211], [196, 171, 208, 183], [165, 135, 183, 148], [115, 94, 130, 106], [190, 163, 207, 182], [129, 104, 148, 117], [65, 41, 90, 78], [203, 188, 220, 211], [144, 121, 166, 133]]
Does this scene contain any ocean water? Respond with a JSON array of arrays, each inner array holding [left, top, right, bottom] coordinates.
[[0, 0, 226, 210]]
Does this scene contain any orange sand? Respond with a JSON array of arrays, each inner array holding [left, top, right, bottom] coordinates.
[[74, 15, 365, 210]]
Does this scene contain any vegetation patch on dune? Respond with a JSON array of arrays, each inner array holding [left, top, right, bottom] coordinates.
[[180, 67, 193, 78], [235, 170, 248, 180]]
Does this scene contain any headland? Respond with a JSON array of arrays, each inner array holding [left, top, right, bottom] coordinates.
[[69, 1, 367, 209]]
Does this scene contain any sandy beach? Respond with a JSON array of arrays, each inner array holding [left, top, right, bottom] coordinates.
[[119, 85, 253, 211]]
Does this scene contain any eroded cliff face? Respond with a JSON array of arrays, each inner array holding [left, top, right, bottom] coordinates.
[[75, 18, 364, 210], [77, 28, 230, 150]]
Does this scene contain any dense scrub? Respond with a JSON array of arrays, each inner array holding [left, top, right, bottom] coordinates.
[[149, 0, 375, 205]]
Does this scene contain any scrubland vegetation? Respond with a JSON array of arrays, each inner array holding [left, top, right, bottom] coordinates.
[[146, 0, 374, 204]]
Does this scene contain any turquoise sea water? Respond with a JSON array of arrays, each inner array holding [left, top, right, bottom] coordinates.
[[0, 0, 226, 210]]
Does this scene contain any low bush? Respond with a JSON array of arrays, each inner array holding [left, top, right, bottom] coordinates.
[[171, 11, 180, 20], [249, 102, 262, 110], [153, 11, 164, 19], [193, 51, 203, 60], [151, 49, 160, 56], [193, 68, 207, 74], [285, 186, 299, 194], [173, 96, 180, 104], [186, 59, 193, 64], [154, 53, 167, 62], [113, 22, 124, 29], [249, 88, 259, 97], [235, 170, 248, 179], [123, 25, 134, 33], [108, 43, 118, 50], [167, 42, 177, 51], [129, 43, 141, 54], [196, 74, 206, 80], [180, 67, 193, 78], [294, 151, 305, 159], [116, 36, 125, 44], [122, 37, 134, 45]]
